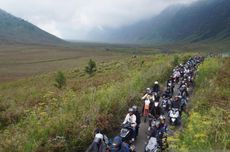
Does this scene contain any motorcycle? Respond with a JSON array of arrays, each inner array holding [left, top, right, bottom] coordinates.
[[161, 98, 170, 113], [147, 116, 157, 136], [169, 108, 180, 125], [120, 123, 133, 144], [145, 137, 160, 152]]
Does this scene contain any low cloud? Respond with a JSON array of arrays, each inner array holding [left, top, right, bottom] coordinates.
[[0, 0, 197, 40]]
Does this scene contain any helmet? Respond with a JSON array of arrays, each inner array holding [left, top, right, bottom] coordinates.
[[159, 115, 166, 121], [154, 81, 159, 84], [132, 105, 138, 111], [155, 120, 161, 128], [146, 88, 152, 94], [112, 136, 122, 151], [95, 133, 103, 140], [182, 85, 186, 88], [128, 108, 134, 113]]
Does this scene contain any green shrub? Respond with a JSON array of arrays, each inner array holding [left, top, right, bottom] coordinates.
[[85, 59, 97, 76], [172, 55, 179, 66], [54, 71, 66, 89]]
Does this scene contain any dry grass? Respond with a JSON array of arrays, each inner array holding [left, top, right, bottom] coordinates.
[[0, 43, 125, 82]]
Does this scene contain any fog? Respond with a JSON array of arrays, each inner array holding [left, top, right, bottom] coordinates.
[[0, 0, 197, 40]]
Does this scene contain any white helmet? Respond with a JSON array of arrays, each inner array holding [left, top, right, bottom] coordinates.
[[128, 108, 134, 113], [95, 133, 103, 140], [132, 105, 138, 111], [160, 115, 166, 120], [154, 81, 159, 84]]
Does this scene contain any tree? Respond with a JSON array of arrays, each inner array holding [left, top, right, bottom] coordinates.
[[54, 71, 66, 89], [85, 59, 97, 76]]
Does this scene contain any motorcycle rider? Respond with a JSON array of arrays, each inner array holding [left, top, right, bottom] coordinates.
[[164, 87, 173, 98], [110, 136, 130, 152], [152, 81, 160, 95], [86, 132, 107, 152], [152, 81, 160, 102], [149, 98, 162, 121], [170, 96, 182, 116], [159, 115, 168, 133], [94, 128, 109, 145], [122, 108, 137, 142], [179, 85, 189, 97], [149, 120, 164, 150], [132, 105, 141, 137], [159, 115, 168, 150]]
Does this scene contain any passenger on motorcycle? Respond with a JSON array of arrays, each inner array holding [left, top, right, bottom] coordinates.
[[142, 89, 154, 120], [142, 88, 155, 101], [110, 136, 130, 152], [152, 81, 160, 95], [122, 108, 137, 142]]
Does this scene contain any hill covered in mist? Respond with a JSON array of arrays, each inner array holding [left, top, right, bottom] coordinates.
[[0, 9, 64, 45], [87, 0, 230, 44]]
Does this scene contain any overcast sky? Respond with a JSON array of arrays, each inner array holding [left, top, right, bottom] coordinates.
[[0, 0, 197, 40]]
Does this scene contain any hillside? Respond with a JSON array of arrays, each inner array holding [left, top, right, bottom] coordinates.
[[88, 0, 230, 44], [0, 9, 64, 45], [0, 54, 175, 151]]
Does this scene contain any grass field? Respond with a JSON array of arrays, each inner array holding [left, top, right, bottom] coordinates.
[[1, 51, 188, 151], [0, 41, 229, 151], [0, 43, 128, 83]]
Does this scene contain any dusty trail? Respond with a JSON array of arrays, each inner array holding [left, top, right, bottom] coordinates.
[[134, 117, 149, 151]]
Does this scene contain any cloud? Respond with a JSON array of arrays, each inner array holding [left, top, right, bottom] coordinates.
[[0, 0, 197, 40]]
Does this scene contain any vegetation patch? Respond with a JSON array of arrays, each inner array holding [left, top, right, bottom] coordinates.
[[169, 57, 230, 151]]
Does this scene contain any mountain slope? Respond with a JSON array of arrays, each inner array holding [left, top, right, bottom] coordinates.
[[0, 9, 64, 45], [89, 0, 230, 44]]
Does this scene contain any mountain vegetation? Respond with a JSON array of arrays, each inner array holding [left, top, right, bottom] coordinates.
[[169, 56, 230, 151], [0, 9, 64, 45], [89, 0, 230, 45]]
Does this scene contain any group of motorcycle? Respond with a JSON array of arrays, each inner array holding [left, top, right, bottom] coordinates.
[[144, 56, 204, 152], [86, 106, 139, 152], [86, 56, 204, 152]]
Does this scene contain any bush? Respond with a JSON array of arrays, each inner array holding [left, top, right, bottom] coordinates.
[[85, 59, 97, 76], [54, 71, 66, 89], [172, 55, 179, 66]]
